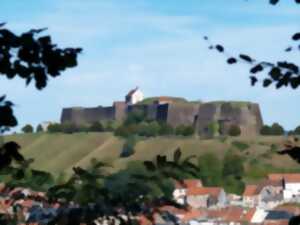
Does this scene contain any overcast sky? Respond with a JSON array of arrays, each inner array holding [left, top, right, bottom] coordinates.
[[1, 0, 300, 131]]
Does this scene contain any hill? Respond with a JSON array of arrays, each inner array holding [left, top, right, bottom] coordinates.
[[3, 133, 300, 182]]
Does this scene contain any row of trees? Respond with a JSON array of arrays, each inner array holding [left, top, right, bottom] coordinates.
[[259, 122, 300, 136], [260, 123, 285, 136]]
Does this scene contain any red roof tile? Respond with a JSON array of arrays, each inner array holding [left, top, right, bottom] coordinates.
[[244, 208, 256, 222], [268, 173, 300, 183], [243, 185, 258, 197], [186, 187, 222, 197], [175, 179, 202, 189], [207, 206, 244, 222], [181, 209, 207, 222]]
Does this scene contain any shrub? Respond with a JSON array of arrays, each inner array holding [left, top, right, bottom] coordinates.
[[231, 141, 249, 152], [228, 124, 241, 136], [159, 123, 174, 136], [175, 125, 195, 136], [61, 123, 79, 134], [89, 122, 104, 132], [270, 144, 278, 153], [260, 123, 285, 136], [21, 124, 33, 133], [47, 123, 62, 133], [208, 121, 220, 137]]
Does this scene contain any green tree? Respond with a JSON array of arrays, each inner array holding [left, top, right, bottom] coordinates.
[[175, 125, 195, 136], [222, 151, 245, 194], [198, 153, 222, 186], [260, 125, 272, 135], [47, 123, 62, 133], [294, 126, 300, 135], [21, 124, 33, 133], [120, 135, 138, 157], [208, 121, 220, 137], [222, 151, 244, 178], [271, 123, 285, 135], [36, 124, 43, 132], [228, 124, 241, 136], [159, 122, 174, 135]]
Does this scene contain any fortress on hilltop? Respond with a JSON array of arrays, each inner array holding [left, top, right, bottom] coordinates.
[[61, 87, 263, 136]]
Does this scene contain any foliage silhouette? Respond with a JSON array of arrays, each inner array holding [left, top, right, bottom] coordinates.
[[46, 148, 199, 225], [206, 1, 300, 89], [0, 24, 81, 171]]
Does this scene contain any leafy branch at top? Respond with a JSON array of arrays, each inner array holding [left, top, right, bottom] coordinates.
[[204, 31, 300, 89]]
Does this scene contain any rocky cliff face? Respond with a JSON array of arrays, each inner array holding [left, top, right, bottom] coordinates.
[[195, 102, 263, 137]]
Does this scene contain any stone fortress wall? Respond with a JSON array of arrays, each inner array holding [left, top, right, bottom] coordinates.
[[60, 89, 263, 136]]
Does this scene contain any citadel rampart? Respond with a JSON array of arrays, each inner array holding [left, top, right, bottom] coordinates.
[[60, 98, 264, 136]]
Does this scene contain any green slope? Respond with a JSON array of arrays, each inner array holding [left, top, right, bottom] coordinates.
[[3, 133, 300, 179]]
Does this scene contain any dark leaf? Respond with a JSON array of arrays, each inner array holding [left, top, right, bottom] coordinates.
[[292, 33, 300, 41], [239, 54, 253, 63], [227, 57, 237, 64], [0, 95, 6, 102], [269, 0, 279, 4], [285, 47, 293, 52], [250, 64, 264, 74], [250, 76, 258, 86], [215, 45, 224, 53], [263, 79, 272, 87], [269, 67, 282, 80]]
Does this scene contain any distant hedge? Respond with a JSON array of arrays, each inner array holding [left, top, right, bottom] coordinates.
[[260, 123, 284, 136]]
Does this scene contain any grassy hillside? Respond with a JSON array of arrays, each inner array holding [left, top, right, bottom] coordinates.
[[4, 133, 300, 182]]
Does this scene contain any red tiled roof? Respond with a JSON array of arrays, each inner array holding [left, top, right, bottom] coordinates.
[[181, 209, 207, 222], [244, 208, 256, 222], [175, 179, 202, 189], [243, 185, 258, 197], [207, 206, 244, 222], [186, 187, 222, 197], [268, 173, 300, 183]]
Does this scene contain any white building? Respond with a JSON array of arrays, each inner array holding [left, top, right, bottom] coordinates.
[[173, 179, 203, 205], [268, 173, 300, 200], [125, 87, 144, 105]]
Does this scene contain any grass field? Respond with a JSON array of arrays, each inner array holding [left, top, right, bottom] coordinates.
[[3, 133, 300, 182]]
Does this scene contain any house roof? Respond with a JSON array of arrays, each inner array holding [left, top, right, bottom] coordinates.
[[244, 208, 256, 223], [186, 187, 222, 197], [180, 209, 207, 222], [243, 185, 258, 197], [243, 180, 282, 197], [175, 179, 202, 189], [207, 206, 244, 222], [268, 173, 300, 183]]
